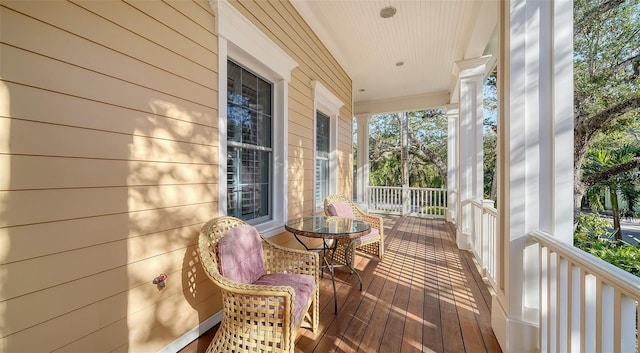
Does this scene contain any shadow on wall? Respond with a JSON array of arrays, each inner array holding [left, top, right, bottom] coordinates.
[[124, 97, 219, 349]]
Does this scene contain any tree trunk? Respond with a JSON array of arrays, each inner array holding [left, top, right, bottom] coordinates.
[[574, 172, 585, 230], [610, 187, 621, 240], [490, 166, 498, 201]]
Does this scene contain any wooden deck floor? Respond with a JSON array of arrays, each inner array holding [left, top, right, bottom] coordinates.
[[180, 216, 502, 353]]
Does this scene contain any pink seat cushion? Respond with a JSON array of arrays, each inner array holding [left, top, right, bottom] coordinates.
[[254, 273, 316, 323], [217, 225, 265, 284], [327, 202, 356, 219], [357, 227, 379, 243]]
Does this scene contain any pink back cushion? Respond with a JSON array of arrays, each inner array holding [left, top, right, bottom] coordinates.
[[217, 225, 265, 284], [327, 201, 356, 219]]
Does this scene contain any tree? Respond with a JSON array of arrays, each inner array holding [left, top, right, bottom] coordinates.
[[582, 146, 640, 238], [573, 0, 640, 217], [368, 114, 402, 186], [368, 110, 447, 188], [483, 70, 498, 200], [406, 109, 448, 186]]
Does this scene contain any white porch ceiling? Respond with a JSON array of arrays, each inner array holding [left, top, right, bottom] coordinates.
[[291, 0, 498, 115]]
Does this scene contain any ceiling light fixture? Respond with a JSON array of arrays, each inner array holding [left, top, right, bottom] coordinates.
[[380, 6, 396, 19]]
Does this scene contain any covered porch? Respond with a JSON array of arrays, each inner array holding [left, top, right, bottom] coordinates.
[[5, 0, 640, 352], [181, 215, 502, 353]]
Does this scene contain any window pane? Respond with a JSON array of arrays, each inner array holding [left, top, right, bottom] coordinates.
[[316, 111, 330, 158], [227, 147, 271, 220], [257, 79, 272, 147], [242, 70, 258, 108], [315, 111, 331, 210], [258, 114, 271, 148], [315, 158, 329, 210], [242, 109, 258, 145], [227, 61, 242, 100], [227, 103, 245, 143], [258, 78, 272, 117]]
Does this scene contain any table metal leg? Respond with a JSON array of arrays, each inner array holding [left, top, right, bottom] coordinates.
[[325, 239, 339, 313], [292, 233, 339, 312], [345, 240, 363, 291]]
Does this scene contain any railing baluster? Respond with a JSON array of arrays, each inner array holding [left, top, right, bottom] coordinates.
[[570, 264, 582, 353], [595, 279, 604, 353], [541, 245, 549, 353], [601, 283, 613, 353], [613, 289, 621, 353], [585, 274, 597, 353], [559, 256, 568, 353]]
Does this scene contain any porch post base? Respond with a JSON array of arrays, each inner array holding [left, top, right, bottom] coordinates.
[[491, 295, 538, 353], [456, 229, 471, 250], [446, 210, 456, 224]]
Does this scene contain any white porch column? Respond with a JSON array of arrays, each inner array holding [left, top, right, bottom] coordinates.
[[455, 56, 490, 250], [446, 104, 459, 224], [355, 114, 370, 206], [491, 0, 574, 351]]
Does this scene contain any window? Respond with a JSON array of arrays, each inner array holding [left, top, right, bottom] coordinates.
[[312, 80, 343, 212], [227, 60, 272, 222], [315, 111, 330, 210], [213, 0, 297, 235]]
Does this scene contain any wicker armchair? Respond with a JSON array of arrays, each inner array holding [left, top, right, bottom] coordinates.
[[323, 195, 385, 266], [197, 216, 319, 353]]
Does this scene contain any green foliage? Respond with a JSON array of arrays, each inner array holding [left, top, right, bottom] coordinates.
[[423, 206, 447, 216], [574, 0, 640, 118], [575, 213, 612, 237], [574, 214, 640, 276], [483, 127, 497, 199]]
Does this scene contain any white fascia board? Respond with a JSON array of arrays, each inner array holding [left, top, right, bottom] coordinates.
[[354, 90, 450, 116]]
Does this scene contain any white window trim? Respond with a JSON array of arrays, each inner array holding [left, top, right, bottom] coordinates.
[[312, 80, 343, 213], [212, 0, 298, 236]]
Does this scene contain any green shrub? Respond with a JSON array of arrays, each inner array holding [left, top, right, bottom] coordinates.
[[575, 213, 612, 238], [574, 214, 640, 276], [423, 206, 446, 215]]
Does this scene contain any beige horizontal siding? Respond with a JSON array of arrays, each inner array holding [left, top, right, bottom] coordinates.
[[0, 0, 222, 351], [2, 156, 216, 191], [0, 203, 216, 264], [0, 0, 352, 351]]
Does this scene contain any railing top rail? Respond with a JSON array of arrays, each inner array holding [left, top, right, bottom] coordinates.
[[529, 230, 640, 299], [484, 207, 497, 216], [368, 186, 446, 191]]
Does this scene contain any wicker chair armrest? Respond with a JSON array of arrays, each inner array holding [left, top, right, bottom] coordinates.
[[263, 240, 320, 276], [219, 277, 296, 299], [216, 278, 298, 321]]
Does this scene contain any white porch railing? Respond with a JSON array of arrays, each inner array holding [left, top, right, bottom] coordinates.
[[367, 186, 447, 218], [467, 200, 640, 353], [528, 230, 640, 353], [470, 200, 499, 291]]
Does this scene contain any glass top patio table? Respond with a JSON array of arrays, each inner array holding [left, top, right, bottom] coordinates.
[[285, 216, 370, 313], [284, 216, 371, 240]]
